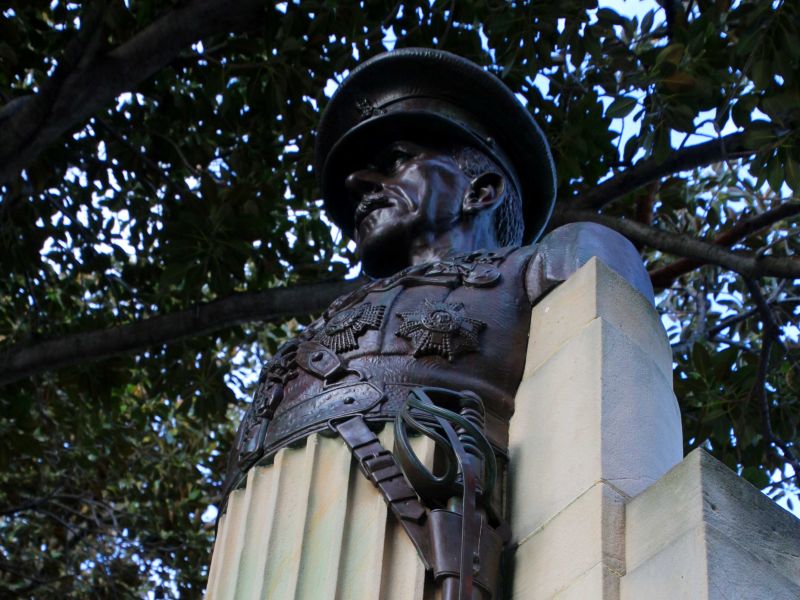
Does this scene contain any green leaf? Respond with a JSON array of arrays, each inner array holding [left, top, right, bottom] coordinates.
[[742, 122, 775, 150], [767, 157, 784, 192], [597, 8, 624, 26], [731, 99, 753, 128], [785, 157, 800, 192], [742, 466, 770, 489], [653, 126, 672, 164], [623, 133, 641, 163], [751, 60, 772, 89], [762, 92, 800, 120], [606, 96, 638, 119], [691, 343, 713, 378], [640, 9, 654, 34], [655, 43, 686, 67]]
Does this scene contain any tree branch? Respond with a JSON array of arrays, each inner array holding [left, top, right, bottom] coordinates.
[[0, 2, 111, 170], [634, 182, 658, 226], [567, 131, 751, 211], [708, 335, 751, 352], [708, 297, 800, 338], [744, 278, 783, 340], [0, 278, 363, 386], [0, 0, 266, 185], [745, 278, 800, 477], [649, 201, 800, 288], [669, 279, 710, 355], [557, 208, 800, 280], [670, 296, 800, 356]]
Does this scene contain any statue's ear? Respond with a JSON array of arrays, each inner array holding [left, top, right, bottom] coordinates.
[[463, 171, 505, 214]]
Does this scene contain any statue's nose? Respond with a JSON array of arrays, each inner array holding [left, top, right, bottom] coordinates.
[[345, 170, 383, 199]]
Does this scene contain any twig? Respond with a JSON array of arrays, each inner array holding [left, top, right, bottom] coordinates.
[[706, 297, 800, 338], [764, 471, 799, 487], [436, 0, 456, 49], [708, 336, 751, 352], [671, 281, 709, 354], [0, 0, 266, 185], [0, 277, 365, 386], [568, 130, 752, 211], [744, 277, 784, 345]]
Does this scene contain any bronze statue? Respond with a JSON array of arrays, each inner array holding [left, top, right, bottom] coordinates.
[[221, 48, 653, 599]]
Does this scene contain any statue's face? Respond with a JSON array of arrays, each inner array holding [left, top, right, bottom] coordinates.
[[345, 141, 472, 276]]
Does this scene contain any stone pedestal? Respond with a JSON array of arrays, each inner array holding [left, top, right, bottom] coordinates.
[[622, 448, 800, 599], [206, 257, 800, 599], [507, 257, 800, 599], [508, 258, 683, 599]]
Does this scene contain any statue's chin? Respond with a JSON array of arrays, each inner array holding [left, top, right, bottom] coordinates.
[[357, 230, 411, 279]]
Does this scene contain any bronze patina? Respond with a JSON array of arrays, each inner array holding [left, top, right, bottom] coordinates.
[[222, 48, 653, 599]]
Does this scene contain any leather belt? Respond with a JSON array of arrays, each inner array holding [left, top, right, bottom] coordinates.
[[333, 416, 433, 566], [334, 404, 505, 598], [254, 381, 509, 463], [264, 381, 384, 452]]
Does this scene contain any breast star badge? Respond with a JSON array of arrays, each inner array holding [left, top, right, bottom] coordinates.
[[315, 303, 386, 353], [396, 299, 486, 361]]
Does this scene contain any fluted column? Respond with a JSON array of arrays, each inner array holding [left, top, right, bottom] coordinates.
[[206, 428, 434, 600]]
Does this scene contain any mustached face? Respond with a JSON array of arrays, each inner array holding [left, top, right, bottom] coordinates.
[[345, 141, 473, 277]]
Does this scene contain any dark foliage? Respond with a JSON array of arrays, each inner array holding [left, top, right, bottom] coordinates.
[[0, 0, 798, 595]]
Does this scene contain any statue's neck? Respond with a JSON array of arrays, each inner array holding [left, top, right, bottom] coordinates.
[[407, 219, 500, 266]]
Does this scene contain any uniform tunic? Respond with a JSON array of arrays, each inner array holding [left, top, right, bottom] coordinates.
[[222, 222, 654, 499]]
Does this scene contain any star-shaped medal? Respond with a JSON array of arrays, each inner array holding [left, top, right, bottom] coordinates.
[[396, 299, 486, 361], [316, 303, 386, 353]]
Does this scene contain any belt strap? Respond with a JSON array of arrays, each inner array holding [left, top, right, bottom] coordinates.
[[335, 414, 504, 598], [334, 416, 434, 569]]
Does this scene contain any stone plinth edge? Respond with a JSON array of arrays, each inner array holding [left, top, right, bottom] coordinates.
[[622, 448, 800, 600]]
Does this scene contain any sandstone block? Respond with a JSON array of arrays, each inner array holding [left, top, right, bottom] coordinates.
[[622, 449, 800, 600]]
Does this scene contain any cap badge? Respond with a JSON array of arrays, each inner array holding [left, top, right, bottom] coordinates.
[[356, 98, 385, 120]]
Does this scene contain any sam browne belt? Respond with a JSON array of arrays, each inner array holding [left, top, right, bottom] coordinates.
[[333, 387, 508, 600]]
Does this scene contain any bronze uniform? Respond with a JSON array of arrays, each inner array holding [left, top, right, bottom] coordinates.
[[224, 221, 654, 497]]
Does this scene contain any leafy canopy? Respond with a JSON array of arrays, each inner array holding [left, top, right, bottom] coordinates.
[[0, 0, 798, 596]]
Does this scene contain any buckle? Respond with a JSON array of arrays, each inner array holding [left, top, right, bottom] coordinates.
[[326, 413, 362, 435]]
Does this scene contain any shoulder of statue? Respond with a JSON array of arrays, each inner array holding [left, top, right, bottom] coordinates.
[[523, 221, 655, 305]]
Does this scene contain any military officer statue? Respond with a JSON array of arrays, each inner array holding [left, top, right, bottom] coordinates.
[[218, 48, 653, 599]]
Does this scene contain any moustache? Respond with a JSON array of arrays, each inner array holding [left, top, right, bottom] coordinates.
[[354, 194, 392, 224]]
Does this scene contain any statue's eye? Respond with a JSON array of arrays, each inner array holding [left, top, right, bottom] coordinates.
[[385, 149, 411, 173]]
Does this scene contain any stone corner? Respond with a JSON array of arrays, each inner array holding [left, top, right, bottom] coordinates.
[[622, 447, 800, 599]]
